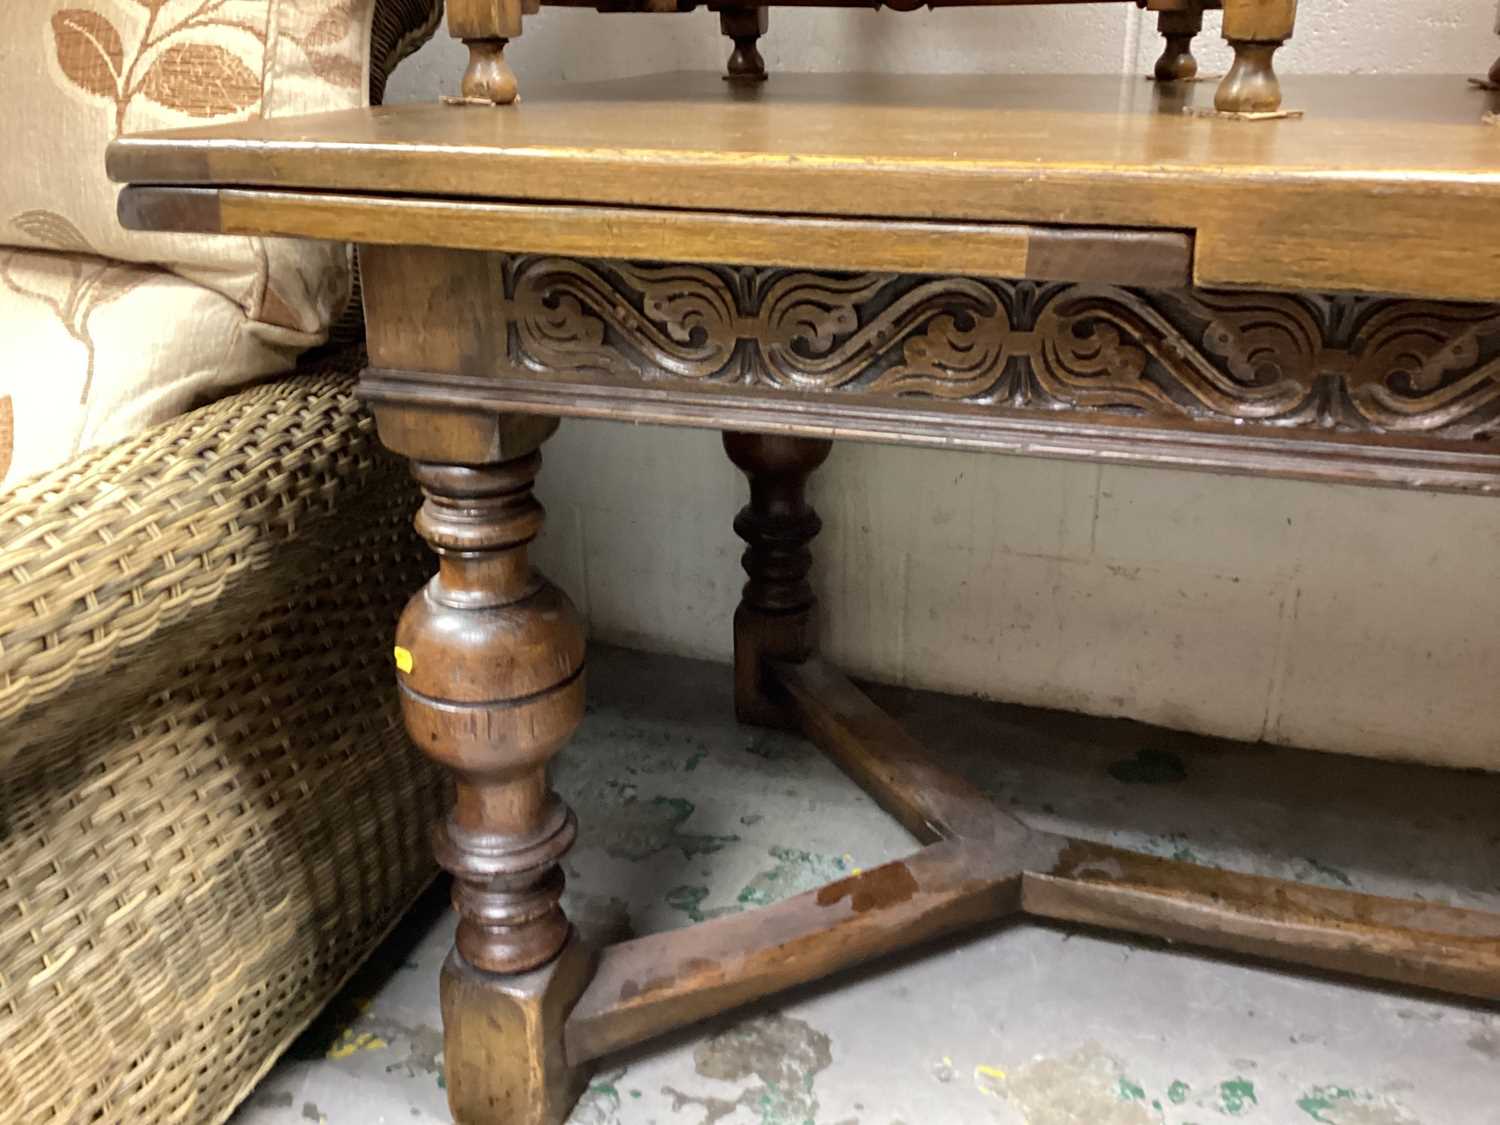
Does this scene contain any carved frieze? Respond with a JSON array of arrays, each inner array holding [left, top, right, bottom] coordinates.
[[496, 256, 1500, 440]]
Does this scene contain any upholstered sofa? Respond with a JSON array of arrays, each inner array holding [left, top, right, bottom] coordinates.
[[0, 2, 449, 1121]]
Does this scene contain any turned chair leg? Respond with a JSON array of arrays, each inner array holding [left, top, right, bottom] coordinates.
[[385, 410, 592, 1124], [723, 432, 832, 729], [448, 0, 529, 103], [721, 6, 770, 82], [460, 39, 519, 104], [1215, 0, 1296, 113], [1153, 6, 1204, 82]]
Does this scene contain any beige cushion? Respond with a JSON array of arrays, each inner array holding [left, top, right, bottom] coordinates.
[[0, 246, 329, 486], [0, 0, 384, 490]]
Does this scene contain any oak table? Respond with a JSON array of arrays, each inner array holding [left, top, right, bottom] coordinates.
[[111, 73, 1500, 1124]]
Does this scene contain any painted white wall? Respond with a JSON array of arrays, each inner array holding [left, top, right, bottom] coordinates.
[[385, 4, 1500, 770]]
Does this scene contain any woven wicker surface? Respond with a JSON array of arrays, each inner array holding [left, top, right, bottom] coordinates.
[[0, 368, 448, 1123], [2, 352, 395, 756], [0, 8, 446, 1117]]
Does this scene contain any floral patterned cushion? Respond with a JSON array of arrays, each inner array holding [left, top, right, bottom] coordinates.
[[0, 0, 389, 490], [0, 247, 340, 485]]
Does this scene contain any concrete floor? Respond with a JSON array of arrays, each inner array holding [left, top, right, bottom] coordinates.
[[232, 646, 1500, 1125]]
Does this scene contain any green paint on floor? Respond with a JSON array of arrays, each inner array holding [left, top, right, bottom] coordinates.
[[738, 846, 849, 908], [665, 884, 712, 922], [1293, 1085, 1420, 1124], [572, 1068, 629, 1124], [665, 883, 736, 924], [600, 795, 740, 861], [1218, 1078, 1258, 1116], [1300, 1087, 1361, 1123]]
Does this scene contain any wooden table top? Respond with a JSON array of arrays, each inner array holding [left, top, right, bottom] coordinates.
[[111, 72, 1500, 301]]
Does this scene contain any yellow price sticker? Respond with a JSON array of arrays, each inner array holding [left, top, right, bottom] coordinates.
[[393, 645, 414, 674]]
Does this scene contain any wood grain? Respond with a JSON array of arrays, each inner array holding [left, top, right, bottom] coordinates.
[[774, 658, 1021, 845], [117, 186, 1195, 287], [564, 838, 1024, 1064], [1221, 0, 1295, 41], [361, 366, 1500, 496], [441, 939, 596, 1124], [773, 662, 1500, 1004], [395, 442, 588, 976], [107, 73, 1500, 299], [1025, 840, 1500, 1002]]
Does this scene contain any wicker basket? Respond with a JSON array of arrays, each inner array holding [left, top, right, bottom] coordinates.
[[0, 4, 449, 1117], [0, 364, 449, 1123]]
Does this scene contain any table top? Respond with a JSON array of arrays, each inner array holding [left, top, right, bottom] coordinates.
[[110, 72, 1500, 300], [108, 71, 1500, 494]]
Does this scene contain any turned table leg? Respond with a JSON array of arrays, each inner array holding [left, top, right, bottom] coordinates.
[[723, 432, 832, 729], [1216, 0, 1296, 113], [381, 408, 592, 1124], [721, 6, 769, 82]]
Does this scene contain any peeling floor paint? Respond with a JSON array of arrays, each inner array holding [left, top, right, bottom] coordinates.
[[231, 647, 1499, 1125], [598, 793, 741, 861], [1294, 1087, 1423, 1125], [738, 847, 850, 909], [995, 1044, 1155, 1125], [665, 1014, 834, 1125]]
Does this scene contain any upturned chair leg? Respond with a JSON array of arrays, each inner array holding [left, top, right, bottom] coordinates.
[[381, 408, 594, 1124], [721, 6, 770, 82], [459, 39, 519, 104], [723, 432, 832, 729], [1154, 6, 1204, 82], [1215, 0, 1297, 113], [448, 0, 529, 103]]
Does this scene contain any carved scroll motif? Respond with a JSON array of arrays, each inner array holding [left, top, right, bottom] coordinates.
[[498, 256, 1500, 440]]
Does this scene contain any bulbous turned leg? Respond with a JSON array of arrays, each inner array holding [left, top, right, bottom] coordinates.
[[394, 429, 592, 1124], [723, 432, 832, 729], [461, 38, 519, 104], [1215, 0, 1296, 114], [1153, 8, 1203, 82], [721, 6, 769, 82]]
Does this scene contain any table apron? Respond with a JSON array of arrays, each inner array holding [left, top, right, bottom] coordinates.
[[356, 244, 1500, 495]]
